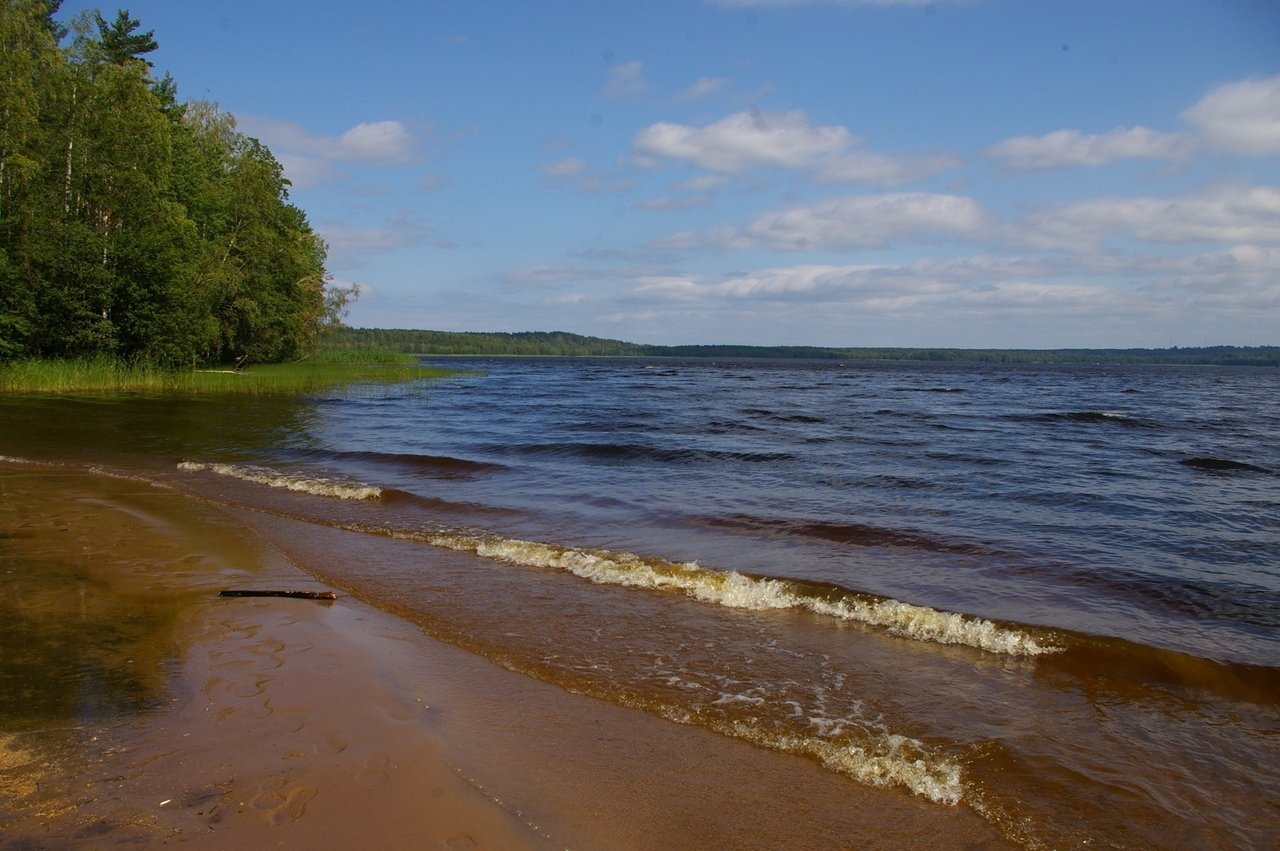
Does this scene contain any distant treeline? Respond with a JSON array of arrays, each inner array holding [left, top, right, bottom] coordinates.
[[323, 329, 1280, 367]]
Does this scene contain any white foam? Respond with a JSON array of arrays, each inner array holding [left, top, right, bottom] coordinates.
[[86, 466, 173, 488], [414, 533, 1058, 656], [717, 719, 963, 805], [177, 461, 381, 500]]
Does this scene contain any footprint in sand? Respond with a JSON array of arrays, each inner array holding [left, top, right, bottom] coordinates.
[[250, 775, 317, 825]]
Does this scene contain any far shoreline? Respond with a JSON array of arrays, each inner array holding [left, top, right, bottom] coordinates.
[[326, 328, 1280, 367]]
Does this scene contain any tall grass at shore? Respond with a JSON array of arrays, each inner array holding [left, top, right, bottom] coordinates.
[[0, 350, 447, 395]]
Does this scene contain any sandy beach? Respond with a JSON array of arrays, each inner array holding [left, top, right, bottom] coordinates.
[[0, 462, 1007, 849]]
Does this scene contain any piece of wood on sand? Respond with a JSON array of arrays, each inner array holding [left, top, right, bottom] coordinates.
[[219, 589, 338, 601]]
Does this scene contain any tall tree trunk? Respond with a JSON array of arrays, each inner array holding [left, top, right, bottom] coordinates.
[[63, 82, 75, 216]]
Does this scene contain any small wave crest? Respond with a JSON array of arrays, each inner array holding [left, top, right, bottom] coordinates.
[[0, 454, 40, 465], [294, 448, 506, 478], [651, 704, 963, 804], [493, 442, 793, 465], [385, 530, 1056, 657], [702, 515, 1001, 556], [177, 461, 381, 500], [1022, 411, 1162, 429], [738, 724, 964, 805]]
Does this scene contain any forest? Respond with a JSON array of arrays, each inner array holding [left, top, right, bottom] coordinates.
[[0, 1, 343, 366], [326, 328, 1280, 367]]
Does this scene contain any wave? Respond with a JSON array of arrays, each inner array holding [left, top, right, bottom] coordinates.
[[490, 442, 794, 465], [1022, 411, 1162, 429], [1180, 457, 1272, 474], [726, 722, 963, 805], [177, 461, 382, 500], [699, 514, 1002, 556], [740, 407, 829, 424], [292, 448, 507, 477], [361, 526, 1057, 657], [0, 454, 41, 465], [1044, 636, 1280, 706]]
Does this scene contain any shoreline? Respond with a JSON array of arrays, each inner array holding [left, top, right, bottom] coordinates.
[[0, 464, 547, 849], [0, 462, 1009, 849]]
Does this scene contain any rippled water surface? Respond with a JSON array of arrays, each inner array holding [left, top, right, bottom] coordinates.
[[3, 357, 1278, 848]]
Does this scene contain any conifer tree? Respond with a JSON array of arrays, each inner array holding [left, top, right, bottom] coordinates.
[[94, 8, 156, 66]]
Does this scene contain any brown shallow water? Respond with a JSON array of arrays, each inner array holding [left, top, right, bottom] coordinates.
[[0, 463, 1008, 849]]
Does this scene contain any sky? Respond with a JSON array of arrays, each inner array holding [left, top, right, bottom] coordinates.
[[60, 0, 1280, 348]]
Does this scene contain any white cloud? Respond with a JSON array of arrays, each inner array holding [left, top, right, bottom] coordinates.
[[657, 192, 988, 250], [332, 121, 415, 163], [634, 110, 959, 185], [984, 126, 1194, 170], [1183, 73, 1280, 155], [235, 115, 418, 187], [1019, 183, 1280, 250], [985, 74, 1280, 170], [618, 248, 1278, 341], [624, 263, 1137, 332], [635, 110, 853, 172], [604, 61, 648, 100], [318, 212, 434, 268], [676, 76, 728, 102]]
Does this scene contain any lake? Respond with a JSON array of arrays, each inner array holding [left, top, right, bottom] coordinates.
[[2, 356, 1277, 848]]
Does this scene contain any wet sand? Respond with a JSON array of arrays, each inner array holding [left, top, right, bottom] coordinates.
[[0, 464, 1008, 849]]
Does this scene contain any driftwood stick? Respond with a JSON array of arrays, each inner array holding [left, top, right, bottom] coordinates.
[[220, 589, 337, 601]]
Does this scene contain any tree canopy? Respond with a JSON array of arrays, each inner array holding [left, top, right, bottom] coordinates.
[[0, 0, 338, 365]]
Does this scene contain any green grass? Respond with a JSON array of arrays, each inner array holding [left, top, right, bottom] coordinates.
[[0, 354, 450, 395]]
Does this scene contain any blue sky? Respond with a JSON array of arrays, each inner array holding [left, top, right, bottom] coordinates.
[[61, 0, 1280, 347]]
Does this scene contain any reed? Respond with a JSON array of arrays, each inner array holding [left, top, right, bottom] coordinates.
[[0, 355, 449, 396]]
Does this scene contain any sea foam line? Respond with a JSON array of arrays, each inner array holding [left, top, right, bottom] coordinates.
[[385, 529, 1057, 657], [178, 461, 381, 500], [0, 455, 41, 465], [746, 725, 964, 805]]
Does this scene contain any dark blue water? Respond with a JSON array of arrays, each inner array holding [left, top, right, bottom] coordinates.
[[296, 358, 1280, 667]]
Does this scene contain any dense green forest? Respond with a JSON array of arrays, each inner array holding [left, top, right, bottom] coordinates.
[[0, 1, 345, 366], [326, 328, 1280, 367]]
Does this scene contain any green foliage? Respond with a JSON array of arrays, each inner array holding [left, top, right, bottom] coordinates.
[[94, 8, 156, 66], [0, 2, 334, 367], [310, 345, 413, 365], [322, 328, 1280, 367], [325, 328, 650, 357]]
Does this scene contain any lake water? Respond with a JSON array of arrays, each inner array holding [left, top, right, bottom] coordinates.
[[2, 357, 1278, 848]]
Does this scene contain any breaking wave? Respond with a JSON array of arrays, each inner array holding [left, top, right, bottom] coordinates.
[[365, 527, 1057, 657], [177, 461, 382, 500]]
